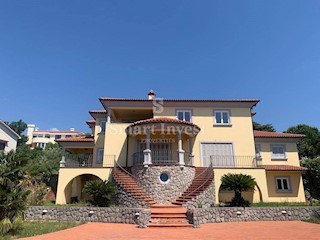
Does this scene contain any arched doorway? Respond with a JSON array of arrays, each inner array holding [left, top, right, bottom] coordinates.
[[64, 174, 101, 204]]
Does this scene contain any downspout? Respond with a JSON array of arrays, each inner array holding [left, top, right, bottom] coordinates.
[[125, 134, 129, 167]]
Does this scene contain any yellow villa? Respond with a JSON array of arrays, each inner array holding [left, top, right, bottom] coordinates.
[[55, 91, 307, 208]]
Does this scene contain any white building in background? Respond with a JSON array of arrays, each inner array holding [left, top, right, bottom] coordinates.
[[0, 120, 20, 152], [26, 124, 81, 149]]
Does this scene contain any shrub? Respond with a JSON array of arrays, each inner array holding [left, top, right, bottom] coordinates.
[[82, 180, 115, 207], [220, 173, 256, 207]]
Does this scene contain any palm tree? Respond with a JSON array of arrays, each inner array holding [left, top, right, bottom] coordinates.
[[220, 173, 257, 207]]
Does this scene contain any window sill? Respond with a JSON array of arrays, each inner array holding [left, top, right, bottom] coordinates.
[[213, 124, 232, 127], [271, 158, 288, 161], [276, 190, 292, 193]]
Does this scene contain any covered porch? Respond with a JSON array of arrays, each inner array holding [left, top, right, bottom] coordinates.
[[126, 118, 201, 167]]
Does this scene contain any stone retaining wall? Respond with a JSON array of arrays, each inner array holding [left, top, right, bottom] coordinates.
[[131, 165, 195, 204], [184, 181, 215, 209], [25, 206, 151, 228], [191, 207, 320, 227]]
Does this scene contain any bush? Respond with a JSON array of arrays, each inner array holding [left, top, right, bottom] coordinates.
[[82, 180, 115, 207], [301, 157, 320, 200]]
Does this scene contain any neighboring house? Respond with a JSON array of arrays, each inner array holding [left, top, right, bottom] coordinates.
[[55, 91, 307, 207], [0, 120, 20, 153], [26, 124, 81, 149]]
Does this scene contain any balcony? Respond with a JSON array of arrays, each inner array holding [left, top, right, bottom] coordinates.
[[62, 153, 115, 168], [210, 155, 262, 168], [132, 150, 193, 166]]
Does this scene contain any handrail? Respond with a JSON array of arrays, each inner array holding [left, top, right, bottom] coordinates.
[[113, 160, 143, 184], [180, 162, 214, 204]]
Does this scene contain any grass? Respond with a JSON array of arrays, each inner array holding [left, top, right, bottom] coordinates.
[[1, 221, 85, 239]]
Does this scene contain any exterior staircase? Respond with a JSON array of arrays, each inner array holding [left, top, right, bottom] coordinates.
[[112, 167, 157, 206], [148, 204, 192, 227], [173, 167, 214, 206]]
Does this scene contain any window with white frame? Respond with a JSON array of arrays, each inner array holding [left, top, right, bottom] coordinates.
[[271, 144, 286, 159], [214, 110, 230, 125], [99, 121, 106, 133], [275, 177, 291, 192], [36, 142, 45, 148], [255, 144, 262, 159], [176, 110, 192, 122], [97, 148, 104, 164]]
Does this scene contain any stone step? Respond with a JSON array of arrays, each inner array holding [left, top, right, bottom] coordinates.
[[150, 208, 187, 214], [151, 204, 182, 208], [148, 223, 192, 228], [151, 214, 186, 218]]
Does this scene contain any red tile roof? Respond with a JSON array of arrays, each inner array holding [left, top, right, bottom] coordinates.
[[261, 165, 308, 171], [127, 117, 200, 129], [55, 136, 94, 142], [100, 97, 260, 103], [254, 131, 305, 138], [86, 120, 95, 128], [89, 110, 106, 113]]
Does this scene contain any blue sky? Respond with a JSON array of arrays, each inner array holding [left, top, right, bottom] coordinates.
[[1, 0, 320, 133]]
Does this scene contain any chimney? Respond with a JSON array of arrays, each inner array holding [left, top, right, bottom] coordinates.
[[70, 128, 75, 132], [148, 90, 156, 100]]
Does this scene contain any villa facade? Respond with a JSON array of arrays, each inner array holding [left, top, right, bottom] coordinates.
[[55, 91, 306, 208]]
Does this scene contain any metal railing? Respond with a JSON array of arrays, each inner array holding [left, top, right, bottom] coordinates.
[[64, 153, 115, 167], [132, 150, 193, 165], [209, 155, 261, 168]]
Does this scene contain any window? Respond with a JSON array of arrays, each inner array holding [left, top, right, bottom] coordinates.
[[66, 135, 71, 138], [97, 149, 104, 164], [176, 110, 192, 122], [255, 144, 262, 159], [275, 177, 291, 192], [214, 110, 230, 125], [0, 141, 6, 151], [36, 142, 45, 148], [55, 135, 61, 139], [99, 121, 106, 133], [271, 144, 286, 160]]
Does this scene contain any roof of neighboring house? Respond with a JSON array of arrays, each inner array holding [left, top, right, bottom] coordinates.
[[55, 136, 94, 142], [127, 117, 201, 129], [253, 131, 305, 138], [0, 120, 21, 139], [34, 130, 81, 134], [261, 165, 308, 171]]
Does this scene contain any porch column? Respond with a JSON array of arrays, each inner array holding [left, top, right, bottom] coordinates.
[[60, 148, 66, 167], [189, 137, 195, 166], [107, 108, 111, 124], [177, 131, 185, 166], [143, 129, 152, 167]]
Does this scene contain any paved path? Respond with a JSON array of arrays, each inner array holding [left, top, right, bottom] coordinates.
[[21, 221, 320, 240]]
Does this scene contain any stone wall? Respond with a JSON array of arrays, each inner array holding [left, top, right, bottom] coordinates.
[[25, 206, 151, 228], [191, 207, 320, 227], [184, 180, 215, 209], [112, 179, 149, 208], [131, 165, 195, 204]]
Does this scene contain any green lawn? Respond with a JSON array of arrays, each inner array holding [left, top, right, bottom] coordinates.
[[250, 202, 317, 207], [2, 221, 84, 239]]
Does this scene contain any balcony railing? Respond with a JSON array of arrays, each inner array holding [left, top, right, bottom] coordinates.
[[132, 150, 193, 166], [64, 153, 115, 167], [210, 155, 262, 168]]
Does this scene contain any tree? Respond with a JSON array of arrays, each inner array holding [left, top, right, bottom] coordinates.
[[4, 120, 28, 146], [220, 173, 257, 207], [301, 157, 320, 200], [285, 124, 320, 159], [82, 180, 115, 207], [0, 151, 31, 234], [253, 121, 276, 132]]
